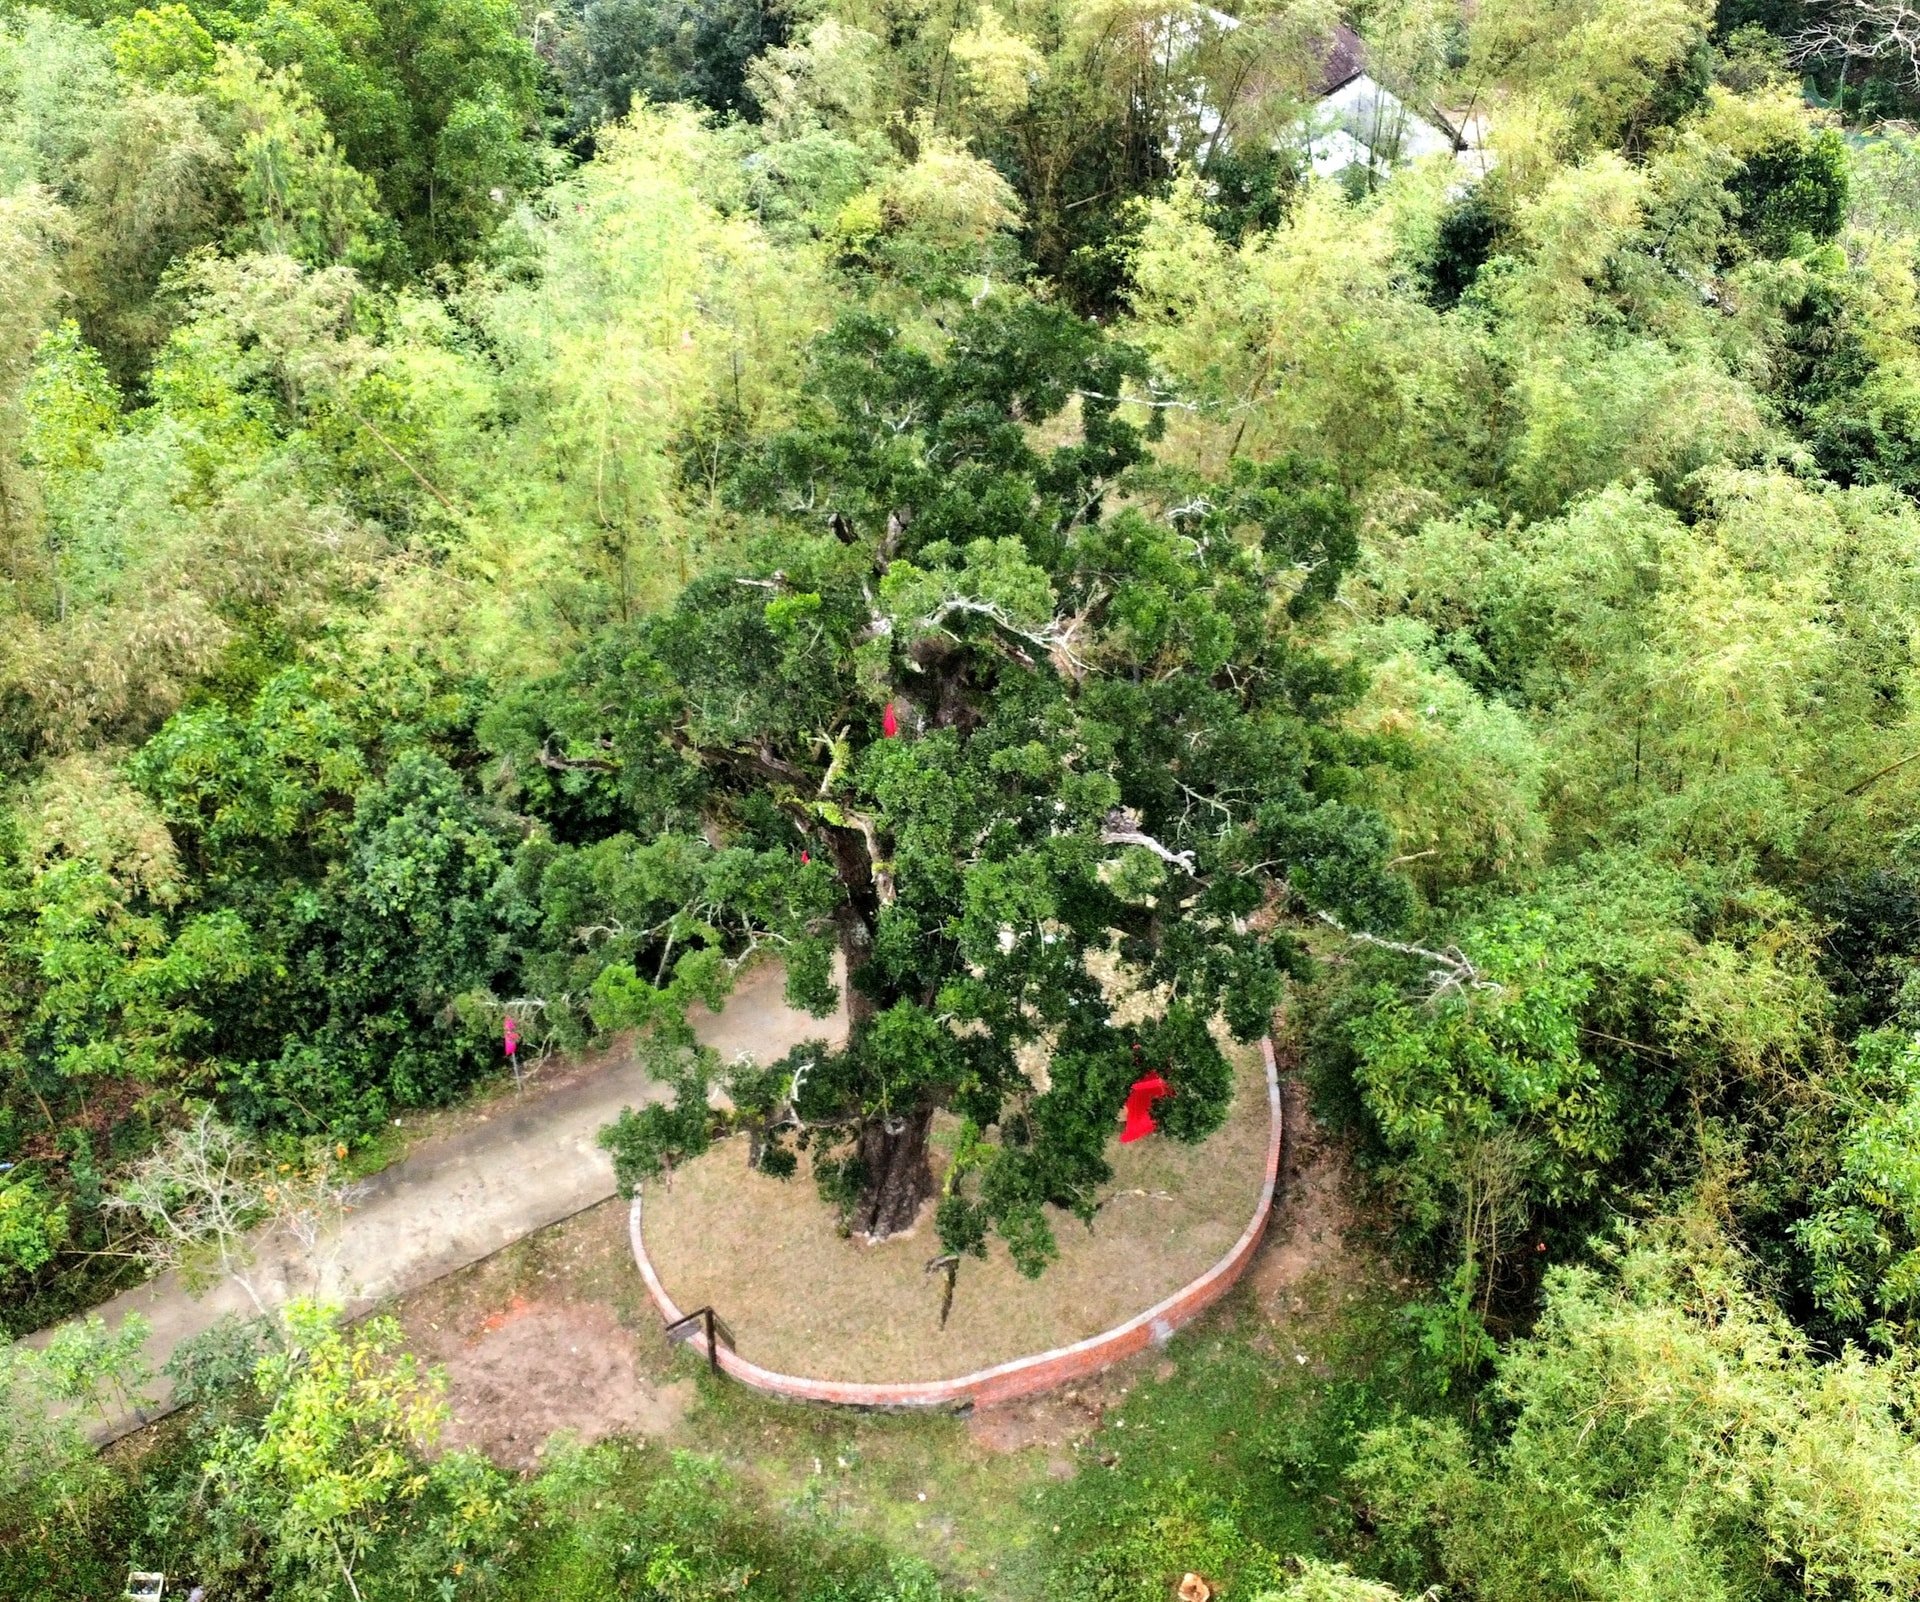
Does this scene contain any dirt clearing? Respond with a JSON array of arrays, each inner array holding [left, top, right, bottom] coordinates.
[[421, 1297, 693, 1469], [395, 1198, 692, 1470]]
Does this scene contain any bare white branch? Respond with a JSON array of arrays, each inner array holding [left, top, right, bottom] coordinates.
[[1791, 0, 1920, 88], [1101, 807, 1199, 873], [103, 1107, 357, 1312], [1315, 911, 1502, 1001], [914, 594, 1096, 679]]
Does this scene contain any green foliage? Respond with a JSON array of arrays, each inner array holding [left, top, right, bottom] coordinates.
[[1349, 923, 1605, 1221], [202, 45, 389, 270], [245, 748, 515, 1127], [535, 294, 1400, 1257], [1729, 124, 1850, 251], [10, 1301, 957, 1600], [1032, 1287, 1440, 1602], [1328, 851, 1839, 1345], [1051, 1474, 1291, 1602], [0, 1310, 148, 1560], [1256, 1564, 1408, 1602], [519, 1441, 947, 1601], [198, 1300, 449, 1599], [1417, 189, 1501, 310], [1793, 1029, 1920, 1342], [1351, 1226, 1920, 1601], [555, 0, 795, 129], [0, 1170, 69, 1283], [597, 1057, 719, 1189], [97, 0, 542, 269], [111, 3, 218, 85]]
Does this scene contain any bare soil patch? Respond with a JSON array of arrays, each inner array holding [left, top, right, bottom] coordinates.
[[1249, 1084, 1363, 1308], [964, 1359, 1146, 1467], [642, 1042, 1272, 1382], [396, 1197, 691, 1470], [433, 1298, 692, 1469]]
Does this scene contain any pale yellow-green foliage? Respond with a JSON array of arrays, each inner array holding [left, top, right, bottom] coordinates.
[[65, 87, 222, 356], [109, 2, 218, 88], [949, 6, 1045, 116], [1731, 224, 1920, 469], [1510, 152, 1647, 313], [1058, 0, 1208, 69], [21, 754, 184, 903], [2, 16, 377, 370], [1642, 88, 1842, 278], [1365, 470, 1920, 873], [3, 444, 376, 754], [1255, 1560, 1408, 1601], [1342, 639, 1549, 896], [4, 96, 840, 746], [1127, 138, 1771, 516], [1626, 472, 1920, 860], [0, 9, 121, 194], [747, 17, 882, 137], [1848, 127, 1920, 239], [1668, 889, 1833, 1084], [1348, 0, 1456, 102], [1502, 329, 1766, 515], [1127, 176, 1461, 492], [0, 183, 72, 637], [207, 1302, 450, 1593], [1353, 1227, 1920, 1601], [1198, 0, 1344, 150], [0, 255, 395, 754], [441, 107, 831, 674], [879, 124, 1024, 248], [201, 44, 381, 265], [0, 14, 217, 368], [1471, 0, 1714, 151], [1489, 154, 1770, 511], [0, 187, 68, 406]]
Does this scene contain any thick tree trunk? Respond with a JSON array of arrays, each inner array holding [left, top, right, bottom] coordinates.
[[851, 1104, 936, 1239], [820, 830, 930, 1238]]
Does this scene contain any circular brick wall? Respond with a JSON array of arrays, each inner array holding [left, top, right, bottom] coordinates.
[[627, 1037, 1282, 1410]]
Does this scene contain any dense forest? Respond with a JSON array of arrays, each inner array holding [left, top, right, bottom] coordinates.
[[9, 0, 1920, 1595]]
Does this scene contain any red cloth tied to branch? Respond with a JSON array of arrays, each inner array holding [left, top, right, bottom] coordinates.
[[1120, 1071, 1171, 1143]]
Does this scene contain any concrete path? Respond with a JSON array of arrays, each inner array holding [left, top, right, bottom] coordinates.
[[46, 962, 846, 1441]]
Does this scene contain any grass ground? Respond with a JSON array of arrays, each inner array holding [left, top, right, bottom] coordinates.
[[382, 1090, 1436, 1599], [642, 1043, 1272, 1381], [23, 1091, 1433, 1601]]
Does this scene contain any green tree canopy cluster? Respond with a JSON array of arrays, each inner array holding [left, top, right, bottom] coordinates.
[[8, 0, 1920, 1596], [3, 1300, 951, 1601]]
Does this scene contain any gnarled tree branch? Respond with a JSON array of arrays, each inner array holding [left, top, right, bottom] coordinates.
[[1315, 910, 1501, 1000], [1101, 807, 1199, 873]]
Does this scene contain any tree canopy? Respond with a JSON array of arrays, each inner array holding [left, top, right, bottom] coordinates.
[[534, 299, 1402, 1258], [10, 0, 1920, 1596]]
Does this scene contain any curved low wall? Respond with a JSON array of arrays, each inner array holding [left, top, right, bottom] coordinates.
[[627, 1036, 1282, 1410]]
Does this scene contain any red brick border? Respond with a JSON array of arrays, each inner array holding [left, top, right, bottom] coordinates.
[[627, 1037, 1281, 1409]]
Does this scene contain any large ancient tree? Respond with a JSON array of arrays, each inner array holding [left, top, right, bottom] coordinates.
[[509, 299, 1407, 1272]]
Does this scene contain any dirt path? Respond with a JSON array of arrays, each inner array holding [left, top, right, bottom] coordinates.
[[43, 961, 846, 1441]]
